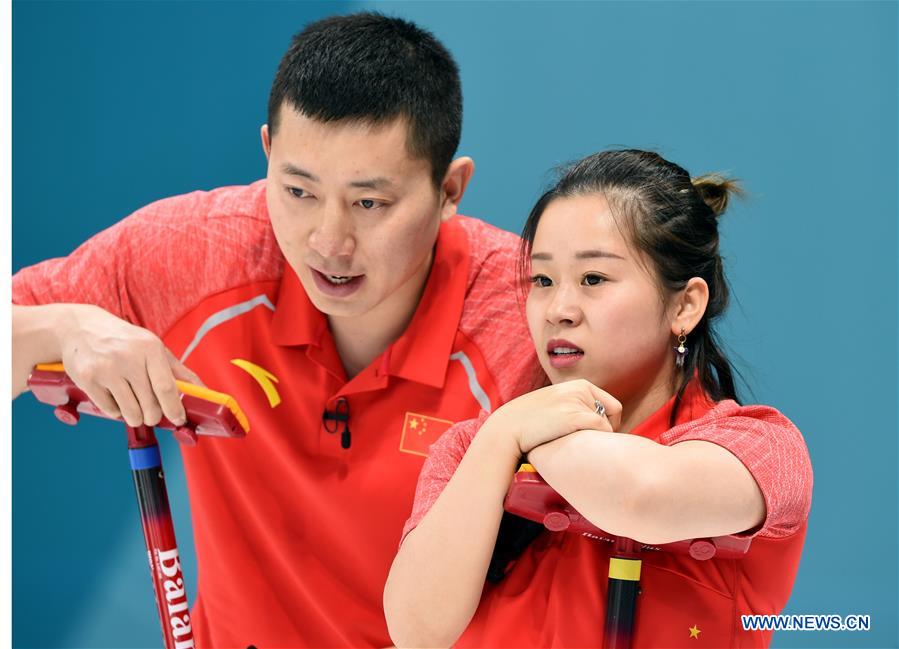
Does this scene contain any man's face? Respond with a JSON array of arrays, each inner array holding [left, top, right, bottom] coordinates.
[[263, 105, 444, 323]]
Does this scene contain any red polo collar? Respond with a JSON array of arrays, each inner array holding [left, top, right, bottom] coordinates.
[[270, 217, 471, 389], [630, 377, 717, 441]]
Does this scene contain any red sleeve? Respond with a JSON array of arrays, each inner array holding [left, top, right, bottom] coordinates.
[[400, 411, 489, 544], [13, 216, 142, 323], [456, 217, 545, 407], [661, 402, 813, 539], [12, 182, 281, 337]]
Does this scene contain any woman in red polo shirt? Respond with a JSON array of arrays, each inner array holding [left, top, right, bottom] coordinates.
[[384, 149, 813, 648]]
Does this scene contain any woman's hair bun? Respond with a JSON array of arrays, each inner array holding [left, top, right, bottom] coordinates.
[[691, 173, 744, 218]]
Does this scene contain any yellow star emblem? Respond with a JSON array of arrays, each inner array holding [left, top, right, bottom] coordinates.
[[689, 625, 701, 639], [399, 412, 454, 457]]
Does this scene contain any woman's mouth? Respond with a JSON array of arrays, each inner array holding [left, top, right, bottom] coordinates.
[[546, 339, 584, 369]]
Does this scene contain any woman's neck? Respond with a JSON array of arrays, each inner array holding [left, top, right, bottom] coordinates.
[[617, 366, 681, 433]]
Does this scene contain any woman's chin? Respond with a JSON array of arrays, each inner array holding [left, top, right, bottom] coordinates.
[[546, 365, 600, 386]]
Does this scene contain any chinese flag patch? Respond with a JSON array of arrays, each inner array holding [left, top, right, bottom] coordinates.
[[399, 412, 454, 457]]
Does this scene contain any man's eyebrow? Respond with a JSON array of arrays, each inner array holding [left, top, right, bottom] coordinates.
[[280, 163, 319, 182], [348, 177, 395, 190], [530, 250, 625, 261], [278, 165, 394, 190]]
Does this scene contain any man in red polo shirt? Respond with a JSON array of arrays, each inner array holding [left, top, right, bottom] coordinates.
[[12, 13, 539, 646]]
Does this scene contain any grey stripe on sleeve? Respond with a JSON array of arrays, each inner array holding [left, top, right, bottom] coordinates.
[[180, 294, 276, 362], [449, 351, 492, 413]]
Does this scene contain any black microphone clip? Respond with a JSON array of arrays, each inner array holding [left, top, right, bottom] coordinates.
[[322, 397, 352, 449]]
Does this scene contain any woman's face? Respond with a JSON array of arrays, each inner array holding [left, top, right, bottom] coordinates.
[[525, 193, 678, 405]]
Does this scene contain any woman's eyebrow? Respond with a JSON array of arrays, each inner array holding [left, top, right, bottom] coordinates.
[[530, 250, 625, 261], [575, 249, 625, 260]]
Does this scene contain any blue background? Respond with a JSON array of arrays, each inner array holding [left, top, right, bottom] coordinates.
[[12, 1, 898, 647]]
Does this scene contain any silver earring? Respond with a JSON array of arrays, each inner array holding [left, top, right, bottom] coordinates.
[[675, 329, 688, 367]]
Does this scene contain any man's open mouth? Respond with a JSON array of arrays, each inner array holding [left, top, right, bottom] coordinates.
[[324, 274, 355, 285]]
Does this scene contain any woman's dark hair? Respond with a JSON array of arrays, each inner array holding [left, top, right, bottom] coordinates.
[[521, 149, 744, 423], [268, 12, 462, 187]]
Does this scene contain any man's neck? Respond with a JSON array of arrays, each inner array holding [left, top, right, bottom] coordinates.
[[328, 251, 434, 379], [329, 315, 404, 379]]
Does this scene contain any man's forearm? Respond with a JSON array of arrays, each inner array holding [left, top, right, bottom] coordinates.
[[12, 303, 71, 398]]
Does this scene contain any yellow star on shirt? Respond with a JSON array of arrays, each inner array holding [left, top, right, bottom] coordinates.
[[689, 625, 701, 639], [409, 418, 419, 429]]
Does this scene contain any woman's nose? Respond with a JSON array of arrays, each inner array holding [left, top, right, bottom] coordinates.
[[546, 285, 583, 326]]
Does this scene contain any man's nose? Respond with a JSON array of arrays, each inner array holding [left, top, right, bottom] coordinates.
[[308, 205, 355, 258], [546, 285, 583, 327]]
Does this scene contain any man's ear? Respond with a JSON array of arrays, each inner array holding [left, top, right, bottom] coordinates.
[[439, 156, 475, 221], [261, 124, 271, 160], [671, 277, 710, 336]]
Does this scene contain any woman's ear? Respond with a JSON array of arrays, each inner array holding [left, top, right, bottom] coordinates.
[[671, 277, 710, 336], [439, 157, 475, 221]]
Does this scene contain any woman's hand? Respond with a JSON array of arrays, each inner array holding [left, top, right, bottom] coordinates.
[[485, 379, 622, 454]]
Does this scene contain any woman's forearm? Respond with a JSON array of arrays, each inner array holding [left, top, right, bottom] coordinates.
[[527, 429, 658, 542], [384, 422, 521, 648], [528, 429, 766, 544]]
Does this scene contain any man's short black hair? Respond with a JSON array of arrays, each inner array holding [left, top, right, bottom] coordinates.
[[268, 12, 462, 186]]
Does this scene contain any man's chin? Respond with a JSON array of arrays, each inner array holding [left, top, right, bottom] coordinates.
[[305, 290, 370, 319]]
